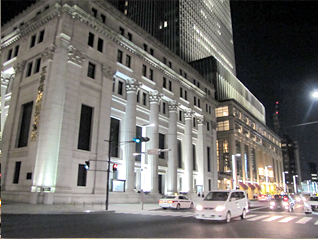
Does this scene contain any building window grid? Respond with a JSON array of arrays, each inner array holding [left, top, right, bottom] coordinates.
[[217, 120, 229, 131], [216, 106, 229, 117]]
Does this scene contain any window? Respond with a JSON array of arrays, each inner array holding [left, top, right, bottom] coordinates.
[[112, 78, 115, 92], [136, 90, 140, 103], [184, 72, 187, 79], [207, 147, 211, 172], [77, 164, 87, 186], [180, 88, 183, 98], [17, 101, 33, 148], [38, 30, 45, 43], [88, 32, 94, 47], [197, 82, 200, 88], [118, 81, 123, 95], [92, 7, 97, 17], [142, 65, 147, 77], [178, 139, 182, 168], [207, 122, 210, 131], [150, 48, 154, 55], [110, 118, 120, 157], [209, 179, 211, 191], [128, 32, 132, 41], [117, 50, 123, 63], [126, 55, 131, 68], [179, 110, 182, 121], [198, 99, 201, 108], [143, 43, 147, 51], [101, 14, 106, 23], [97, 38, 103, 52], [26, 62, 33, 77], [142, 92, 147, 105], [184, 90, 187, 100], [193, 144, 196, 171], [169, 80, 172, 91], [163, 57, 167, 64], [163, 77, 167, 88], [217, 120, 230, 131], [120, 27, 124, 35], [179, 69, 182, 75], [194, 96, 197, 106], [34, 58, 41, 74], [7, 49, 12, 61], [193, 117, 196, 127], [14, 45, 19, 57], [30, 34, 36, 48], [149, 69, 153, 80], [193, 79, 196, 85], [216, 106, 229, 117], [77, 104, 93, 151], [169, 61, 172, 68], [26, 172, 32, 180], [162, 102, 166, 114], [87, 62, 95, 79], [13, 162, 21, 184], [159, 133, 165, 159]]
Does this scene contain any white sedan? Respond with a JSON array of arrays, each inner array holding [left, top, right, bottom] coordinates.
[[304, 195, 318, 214], [159, 195, 194, 210]]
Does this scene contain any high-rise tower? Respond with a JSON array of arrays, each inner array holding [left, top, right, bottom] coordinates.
[[108, 0, 236, 75]]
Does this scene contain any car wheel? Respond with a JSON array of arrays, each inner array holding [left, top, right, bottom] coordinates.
[[305, 212, 312, 214], [225, 211, 231, 223], [190, 203, 194, 209], [176, 204, 181, 210], [163, 208, 167, 210], [241, 209, 247, 219]]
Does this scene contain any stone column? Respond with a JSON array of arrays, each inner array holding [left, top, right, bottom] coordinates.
[[148, 90, 162, 193], [167, 100, 178, 194], [1, 61, 26, 191], [229, 133, 236, 189], [183, 109, 193, 193], [123, 78, 141, 192], [197, 116, 207, 194], [210, 120, 218, 190]]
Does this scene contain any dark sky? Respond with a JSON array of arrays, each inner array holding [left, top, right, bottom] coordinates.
[[230, 1, 318, 180], [2, 0, 317, 180]]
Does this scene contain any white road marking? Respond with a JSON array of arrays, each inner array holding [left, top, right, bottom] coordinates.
[[247, 215, 270, 221], [245, 214, 257, 218], [295, 217, 312, 224], [314, 220, 318, 225], [262, 216, 283, 222], [278, 216, 298, 223]]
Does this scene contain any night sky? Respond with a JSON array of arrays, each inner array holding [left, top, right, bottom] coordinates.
[[2, 0, 318, 180]]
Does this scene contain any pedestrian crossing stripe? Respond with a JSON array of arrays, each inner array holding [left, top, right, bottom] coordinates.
[[262, 216, 283, 221], [247, 215, 270, 221], [278, 216, 297, 223], [296, 217, 312, 224], [315, 220, 318, 225]]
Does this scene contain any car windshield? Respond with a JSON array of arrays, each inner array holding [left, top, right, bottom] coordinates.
[[204, 192, 229, 201], [274, 195, 284, 200], [310, 197, 318, 201]]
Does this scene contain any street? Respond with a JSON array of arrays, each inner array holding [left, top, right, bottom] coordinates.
[[2, 202, 318, 238]]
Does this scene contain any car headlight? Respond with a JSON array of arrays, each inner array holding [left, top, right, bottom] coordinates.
[[215, 205, 226, 212], [270, 202, 275, 206], [196, 205, 203, 211]]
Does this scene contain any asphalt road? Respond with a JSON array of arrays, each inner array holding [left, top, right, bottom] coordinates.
[[2, 203, 318, 238]]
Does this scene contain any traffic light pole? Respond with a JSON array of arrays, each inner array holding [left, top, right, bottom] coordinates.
[[105, 139, 112, 210]]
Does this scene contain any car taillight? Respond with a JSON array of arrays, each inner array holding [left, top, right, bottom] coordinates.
[[159, 200, 163, 203], [168, 200, 174, 203], [283, 197, 288, 201]]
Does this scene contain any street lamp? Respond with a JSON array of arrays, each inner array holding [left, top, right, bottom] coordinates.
[[293, 175, 298, 194], [232, 154, 241, 190], [282, 171, 288, 193], [312, 90, 318, 99], [265, 165, 272, 194]]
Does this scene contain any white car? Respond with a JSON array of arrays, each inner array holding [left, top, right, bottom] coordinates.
[[195, 190, 249, 223], [304, 195, 318, 214], [159, 195, 194, 210]]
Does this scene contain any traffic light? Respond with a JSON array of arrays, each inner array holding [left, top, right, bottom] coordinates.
[[113, 164, 118, 172], [132, 137, 150, 143], [84, 161, 90, 170]]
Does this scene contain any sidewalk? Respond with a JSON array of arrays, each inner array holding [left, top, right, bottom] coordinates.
[[1, 202, 160, 214]]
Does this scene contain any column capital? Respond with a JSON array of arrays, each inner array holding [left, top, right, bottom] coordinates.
[[126, 78, 142, 93], [168, 100, 179, 112], [68, 45, 85, 67], [42, 44, 56, 62], [184, 109, 194, 119], [13, 61, 26, 74], [102, 64, 116, 79], [149, 90, 163, 104], [197, 115, 206, 125]]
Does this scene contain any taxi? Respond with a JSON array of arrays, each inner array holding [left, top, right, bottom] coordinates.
[[159, 194, 194, 210]]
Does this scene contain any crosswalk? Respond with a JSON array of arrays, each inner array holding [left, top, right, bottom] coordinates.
[[115, 210, 318, 225]]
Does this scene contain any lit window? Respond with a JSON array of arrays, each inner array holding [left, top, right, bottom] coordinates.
[[164, 21, 168, 27], [215, 106, 229, 117], [217, 120, 230, 131]]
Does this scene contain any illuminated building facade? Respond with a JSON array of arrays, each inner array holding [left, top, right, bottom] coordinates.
[[1, 0, 218, 204], [108, 0, 236, 75]]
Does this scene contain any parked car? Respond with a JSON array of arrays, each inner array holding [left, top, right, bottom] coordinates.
[[195, 190, 249, 223], [303, 195, 318, 214], [258, 194, 272, 201], [270, 195, 295, 212], [159, 195, 194, 210]]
